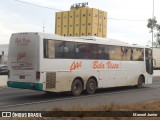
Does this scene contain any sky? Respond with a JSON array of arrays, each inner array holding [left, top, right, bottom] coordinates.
[[0, 0, 160, 46]]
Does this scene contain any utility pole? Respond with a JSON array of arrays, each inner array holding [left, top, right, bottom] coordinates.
[[43, 18, 45, 32], [152, 0, 154, 50]]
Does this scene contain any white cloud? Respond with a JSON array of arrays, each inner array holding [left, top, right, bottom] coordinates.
[[0, 10, 41, 44]]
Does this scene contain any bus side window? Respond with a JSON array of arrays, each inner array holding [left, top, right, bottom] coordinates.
[[121, 47, 130, 60], [132, 48, 144, 61], [109, 46, 121, 60], [139, 49, 144, 61], [92, 44, 98, 59], [48, 40, 55, 59], [98, 45, 109, 60], [77, 43, 87, 59], [43, 39, 48, 58], [55, 41, 64, 58], [104, 47, 110, 60], [43, 39, 55, 59], [64, 41, 76, 59]]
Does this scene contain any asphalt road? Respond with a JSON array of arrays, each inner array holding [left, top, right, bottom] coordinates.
[[0, 76, 160, 111]]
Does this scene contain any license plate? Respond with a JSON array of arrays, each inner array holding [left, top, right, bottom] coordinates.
[[20, 76, 25, 79]]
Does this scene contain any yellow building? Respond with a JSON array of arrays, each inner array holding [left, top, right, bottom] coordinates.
[[55, 3, 107, 37]]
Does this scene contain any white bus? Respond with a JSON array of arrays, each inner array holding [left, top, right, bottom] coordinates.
[[8, 32, 153, 96]]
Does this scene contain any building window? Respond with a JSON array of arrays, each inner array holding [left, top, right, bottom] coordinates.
[[70, 25, 72, 27], [76, 24, 79, 26], [88, 23, 91, 26], [104, 17, 106, 19], [88, 33, 90, 35], [70, 16, 72, 18], [58, 25, 60, 27], [70, 34, 72, 36], [88, 14, 91, 16], [64, 25, 66, 27], [83, 14, 86, 17], [64, 34, 66, 36], [94, 34, 97, 36], [82, 33, 84, 35], [82, 23, 85, 26], [58, 17, 60, 19], [76, 15, 79, 17], [95, 14, 98, 17]]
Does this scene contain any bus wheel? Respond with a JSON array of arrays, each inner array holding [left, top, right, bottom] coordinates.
[[71, 79, 83, 96], [86, 78, 96, 95], [137, 76, 144, 88]]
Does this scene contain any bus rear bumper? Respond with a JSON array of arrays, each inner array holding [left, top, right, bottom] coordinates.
[[7, 81, 43, 91]]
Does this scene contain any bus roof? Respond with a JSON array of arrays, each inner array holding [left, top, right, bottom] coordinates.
[[12, 32, 146, 48]]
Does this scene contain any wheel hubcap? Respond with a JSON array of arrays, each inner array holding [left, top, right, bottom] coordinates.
[[74, 84, 78, 90], [89, 83, 94, 90]]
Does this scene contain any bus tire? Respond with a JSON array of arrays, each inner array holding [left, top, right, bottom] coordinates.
[[136, 76, 144, 88], [71, 79, 83, 96], [86, 78, 96, 95]]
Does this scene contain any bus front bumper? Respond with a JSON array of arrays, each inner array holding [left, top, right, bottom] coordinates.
[[7, 81, 43, 91]]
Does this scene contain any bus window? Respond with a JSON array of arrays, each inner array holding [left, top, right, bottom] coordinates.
[[43, 39, 55, 59], [132, 48, 144, 61], [145, 48, 153, 74], [48, 40, 55, 59], [91, 44, 98, 59], [98, 45, 110, 60], [109, 46, 121, 60], [55, 41, 65, 58], [64, 42, 76, 58], [44, 39, 48, 58], [148, 49, 152, 58], [77, 43, 91, 59], [145, 48, 152, 59], [121, 47, 131, 61]]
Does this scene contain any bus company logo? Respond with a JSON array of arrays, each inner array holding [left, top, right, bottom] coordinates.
[[93, 61, 105, 69], [70, 61, 82, 72], [93, 61, 119, 69], [17, 52, 26, 62], [107, 61, 119, 69], [15, 38, 30, 45]]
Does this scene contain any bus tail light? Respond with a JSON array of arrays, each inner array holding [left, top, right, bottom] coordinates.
[[36, 71, 40, 80]]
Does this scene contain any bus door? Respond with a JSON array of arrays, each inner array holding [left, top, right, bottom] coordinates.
[[145, 49, 153, 75]]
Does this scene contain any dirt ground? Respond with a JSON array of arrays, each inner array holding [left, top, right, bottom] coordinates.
[[6, 99, 160, 120]]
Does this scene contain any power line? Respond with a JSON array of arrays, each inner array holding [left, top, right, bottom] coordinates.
[[14, 0, 147, 22], [0, 35, 10, 37], [108, 18, 147, 22], [14, 0, 62, 11]]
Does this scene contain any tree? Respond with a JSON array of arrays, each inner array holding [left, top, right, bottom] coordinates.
[[155, 24, 160, 44], [147, 17, 160, 47]]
